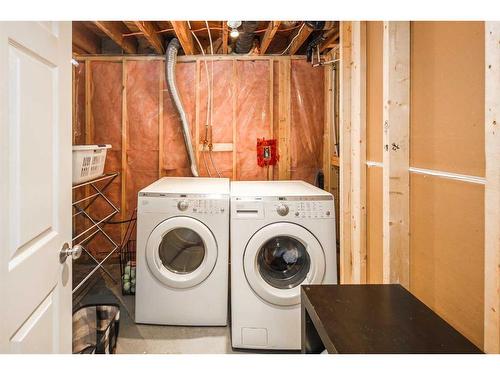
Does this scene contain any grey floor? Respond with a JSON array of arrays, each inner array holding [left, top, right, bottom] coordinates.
[[73, 263, 236, 354]]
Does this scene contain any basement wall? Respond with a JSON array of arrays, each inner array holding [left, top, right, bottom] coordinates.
[[363, 21, 485, 349], [72, 57, 326, 256]]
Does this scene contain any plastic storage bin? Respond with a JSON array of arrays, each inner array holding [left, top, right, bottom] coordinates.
[[72, 304, 120, 354], [72, 144, 111, 184]]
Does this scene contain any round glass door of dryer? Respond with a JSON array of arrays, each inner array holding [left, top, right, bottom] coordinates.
[[158, 228, 205, 274], [243, 222, 325, 306], [146, 216, 217, 289]]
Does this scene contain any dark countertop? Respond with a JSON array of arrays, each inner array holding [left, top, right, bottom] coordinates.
[[301, 284, 483, 354]]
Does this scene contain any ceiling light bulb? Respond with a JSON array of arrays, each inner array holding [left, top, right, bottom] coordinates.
[[230, 28, 239, 38]]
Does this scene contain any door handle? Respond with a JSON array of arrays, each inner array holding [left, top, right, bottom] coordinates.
[[59, 242, 83, 263]]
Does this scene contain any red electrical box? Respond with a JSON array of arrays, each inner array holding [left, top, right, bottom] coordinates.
[[257, 138, 279, 167]]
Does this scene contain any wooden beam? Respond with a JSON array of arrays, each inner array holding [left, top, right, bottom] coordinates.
[[323, 63, 333, 192], [94, 21, 137, 54], [382, 22, 410, 288], [222, 22, 228, 54], [288, 23, 313, 55], [121, 61, 128, 241], [320, 29, 340, 52], [277, 59, 291, 179], [484, 21, 500, 354], [199, 143, 233, 152], [73, 22, 100, 54], [134, 21, 165, 55], [195, 61, 201, 171], [269, 60, 274, 180], [339, 21, 353, 284], [232, 60, 237, 180], [171, 21, 196, 55], [350, 21, 367, 284], [158, 61, 164, 177], [260, 21, 281, 55]]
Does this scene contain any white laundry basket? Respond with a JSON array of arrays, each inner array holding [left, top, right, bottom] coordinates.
[[73, 144, 111, 184]]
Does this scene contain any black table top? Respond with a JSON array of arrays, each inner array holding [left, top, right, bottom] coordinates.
[[301, 284, 482, 354]]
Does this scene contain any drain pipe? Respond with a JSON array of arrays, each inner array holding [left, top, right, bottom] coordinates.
[[165, 38, 199, 177]]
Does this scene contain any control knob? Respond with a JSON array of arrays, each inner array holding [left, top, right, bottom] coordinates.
[[177, 200, 189, 211], [276, 203, 289, 216]]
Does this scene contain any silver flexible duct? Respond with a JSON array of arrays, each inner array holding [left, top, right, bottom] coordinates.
[[166, 38, 199, 177]]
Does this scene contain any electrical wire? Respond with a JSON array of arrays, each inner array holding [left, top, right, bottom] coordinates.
[[188, 21, 212, 177], [280, 22, 305, 55]]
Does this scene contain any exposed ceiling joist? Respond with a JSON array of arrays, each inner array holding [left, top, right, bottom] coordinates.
[[94, 21, 137, 54], [260, 21, 281, 55], [171, 21, 196, 55], [288, 23, 313, 55], [222, 22, 228, 54], [320, 30, 340, 53], [134, 21, 165, 54], [73, 22, 100, 54]]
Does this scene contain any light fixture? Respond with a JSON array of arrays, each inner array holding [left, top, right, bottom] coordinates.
[[227, 21, 241, 39]]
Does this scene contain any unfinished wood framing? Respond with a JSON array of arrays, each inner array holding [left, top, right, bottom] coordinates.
[[134, 21, 165, 55], [171, 21, 196, 55], [94, 21, 137, 54], [121, 61, 128, 241], [268, 60, 275, 180], [484, 21, 500, 354], [158, 61, 164, 177], [232, 60, 237, 180], [288, 24, 313, 55], [261, 21, 281, 55], [195, 60, 201, 170], [222, 23, 228, 54], [339, 21, 353, 284], [382, 22, 410, 288], [277, 59, 291, 180], [75, 55, 308, 62], [350, 21, 367, 284], [323, 64, 333, 192], [73, 23, 100, 54], [320, 29, 340, 53]]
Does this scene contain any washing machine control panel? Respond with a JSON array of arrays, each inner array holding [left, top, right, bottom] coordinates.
[[268, 200, 333, 219]]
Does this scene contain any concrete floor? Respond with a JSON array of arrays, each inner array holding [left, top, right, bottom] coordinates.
[[74, 264, 236, 354]]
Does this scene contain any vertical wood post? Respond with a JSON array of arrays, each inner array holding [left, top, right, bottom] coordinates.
[[350, 21, 367, 284], [158, 61, 164, 178], [323, 63, 333, 193], [232, 60, 237, 180], [484, 21, 500, 354], [121, 61, 128, 241], [339, 21, 353, 283], [382, 22, 410, 288], [278, 59, 291, 180]]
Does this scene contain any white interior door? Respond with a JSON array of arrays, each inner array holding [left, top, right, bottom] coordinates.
[[0, 22, 72, 353]]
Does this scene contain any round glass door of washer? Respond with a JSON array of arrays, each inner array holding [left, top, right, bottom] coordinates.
[[146, 216, 217, 289], [243, 222, 325, 306]]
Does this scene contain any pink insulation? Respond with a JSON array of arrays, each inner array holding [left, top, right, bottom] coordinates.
[[235, 60, 272, 180], [290, 60, 325, 184], [126, 61, 160, 223], [88, 62, 123, 256]]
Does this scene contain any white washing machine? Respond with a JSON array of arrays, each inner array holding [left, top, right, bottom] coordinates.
[[135, 177, 230, 326], [230, 180, 337, 350]]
